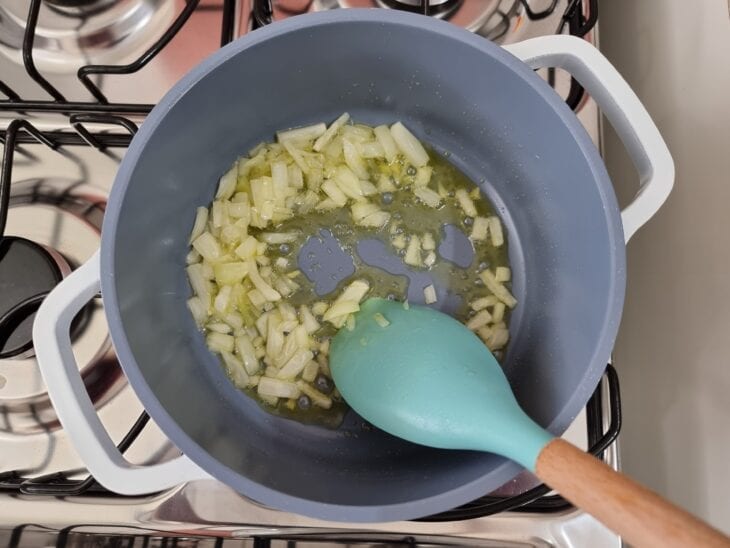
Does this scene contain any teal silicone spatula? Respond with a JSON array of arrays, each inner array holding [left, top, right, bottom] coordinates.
[[330, 299, 729, 548]]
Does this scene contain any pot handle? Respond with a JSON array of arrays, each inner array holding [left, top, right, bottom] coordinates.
[[503, 35, 674, 243], [33, 251, 211, 495]]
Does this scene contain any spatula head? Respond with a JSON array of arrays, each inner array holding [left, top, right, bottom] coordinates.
[[330, 298, 553, 470]]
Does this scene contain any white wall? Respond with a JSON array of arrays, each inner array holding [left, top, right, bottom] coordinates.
[[600, 0, 730, 533]]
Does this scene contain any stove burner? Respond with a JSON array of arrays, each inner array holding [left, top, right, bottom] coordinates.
[[42, 0, 113, 10], [376, 0, 463, 17], [0, 236, 67, 359], [0, 179, 121, 435], [0, 0, 174, 73]]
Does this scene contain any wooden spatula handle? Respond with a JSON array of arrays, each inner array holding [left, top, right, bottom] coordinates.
[[535, 439, 730, 548]]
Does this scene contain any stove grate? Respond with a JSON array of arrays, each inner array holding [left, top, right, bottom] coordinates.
[[0, 0, 613, 522]]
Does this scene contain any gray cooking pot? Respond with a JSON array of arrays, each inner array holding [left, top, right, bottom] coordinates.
[[34, 9, 672, 522]]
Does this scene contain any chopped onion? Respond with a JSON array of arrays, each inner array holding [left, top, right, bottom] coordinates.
[[273, 278, 294, 297], [423, 284, 437, 304], [278, 349, 314, 380], [315, 198, 338, 211], [216, 166, 237, 200], [374, 125, 398, 163], [455, 189, 478, 217], [259, 394, 278, 406], [486, 327, 509, 351], [259, 231, 300, 244], [258, 377, 300, 399], [336, 280, 370, 304], [488, 216, 504, 247], [358, 210, 391, 228], [278, 302, 297, 321], [466, 310, 492, 331], [312, 301, 328, 316], [248, 289, 266, 310], [359, 180, 378, 196], [271, 161, 289, 197], [288, 164, 304, 189], [275, 257, 289, 269], [280, 139, 309, 173], [277, 123, 326, 145], [334, 165, 365, 201], [323, 300, 360, 323], [214, 262, 248, 285], [392, 234, 407, 249], [187, 297, 207, 327], [476, 326, 492, 344], [495, 266, 511, 282], [255, 311, 270, 337], [479, 270, 517, 308], [189, 207, 209, 244], [390, 122, 429, 168], [206, 332, 234, 353], [492, 302, 506, 324], [234, 236, 258, 260], [301, 360, 319, 382], [343, 124, 373, 141], [201, 262, 214, 281], [210, 200, 230, 228], [214, 285, 233, 313], [313, 112, 350, 152], [424, 251, 436, 267], [187, 263, 211, 307], [343, 139, 369, 180], [414, 186, 441, 208], [377, 174, 397, 192], [222, 350, 250, 387], [321, 179, 348, 207], [186, 249, 201, 265], [247, 260, 282, 302], [208, 322, 232, 334], [359, 141, 385, 159], [278, 319, 298, 334], [235, 335, 261, 375], [266, 319, 284, 358], [414, 166, 433, 188], [192, 232, 222, 262], [470, 296, 498, 311], [296, 380, 332, 409], [470, 216, 490, 241], [404, 235, 422, 267], [223, 312, 244, 330], [293, 324, 310, 348], [323, 279, 369, 327], [319, 338, 330, 356], [299, 305, 320, 333]]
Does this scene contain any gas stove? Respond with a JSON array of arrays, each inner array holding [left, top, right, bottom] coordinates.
[[0, 1, 622, 546]]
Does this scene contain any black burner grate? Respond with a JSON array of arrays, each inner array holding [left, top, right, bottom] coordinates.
[[0, 0, 612, 523]]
